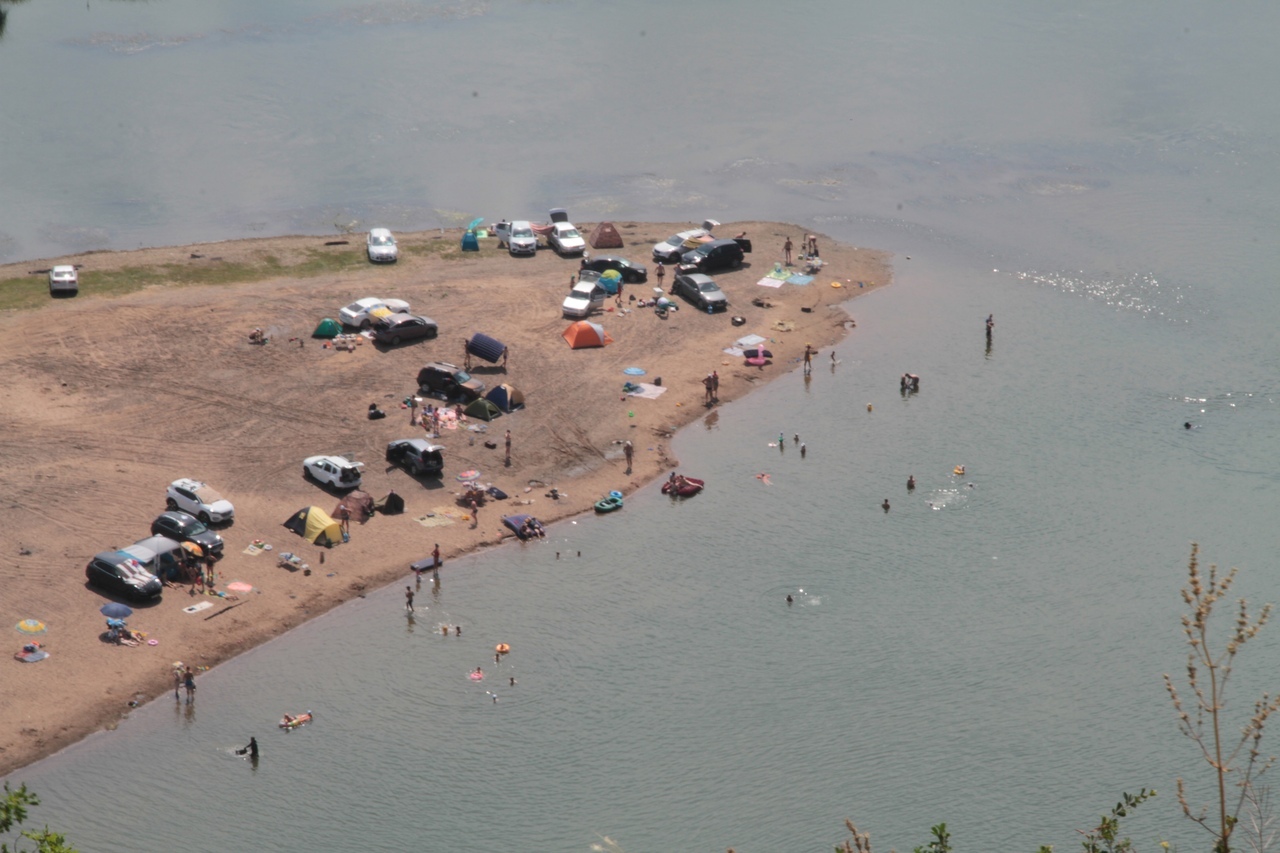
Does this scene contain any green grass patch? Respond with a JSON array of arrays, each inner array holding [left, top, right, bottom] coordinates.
[[0, 238, 499, 313]]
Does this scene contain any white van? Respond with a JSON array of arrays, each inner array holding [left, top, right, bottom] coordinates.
[[123, 535, 188, 581]]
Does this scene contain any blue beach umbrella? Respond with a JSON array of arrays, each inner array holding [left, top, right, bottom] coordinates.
[[100, 602, 133, 619]]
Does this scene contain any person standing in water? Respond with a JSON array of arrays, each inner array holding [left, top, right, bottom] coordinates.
[[907, 475, 916, 491]]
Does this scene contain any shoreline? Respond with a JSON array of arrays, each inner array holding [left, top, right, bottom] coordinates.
[[0, 221, 890, 779]]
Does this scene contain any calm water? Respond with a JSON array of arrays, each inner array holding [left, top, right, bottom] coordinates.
[[5, 2, 1280, 851]]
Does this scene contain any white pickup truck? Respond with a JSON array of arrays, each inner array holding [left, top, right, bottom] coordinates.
[[494, 220, 537, 256]]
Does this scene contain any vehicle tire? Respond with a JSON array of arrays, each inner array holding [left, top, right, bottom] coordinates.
[[360, 319, 372, 330], [198, 512, 211, 524], [303, 466, 312, 481], [390, 335, 401, 346], [166, 498, 178, 511]]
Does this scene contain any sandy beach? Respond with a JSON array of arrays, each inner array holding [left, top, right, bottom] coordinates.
[[0, 221, 889, 778]]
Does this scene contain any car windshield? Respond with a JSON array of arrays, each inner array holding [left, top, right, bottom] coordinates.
[[662, 234, 684, 247], [454, 370, 473, 383], [700, 281, 721, 292], [370, 233, 393, 245], [343, 301, 372, 313], [182, 517, 209, 534], [559, 227, 579, 238], [513, 227, 533, 238], [193, 485, 224, 504]]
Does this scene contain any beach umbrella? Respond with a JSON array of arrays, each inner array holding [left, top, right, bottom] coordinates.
[[100, 602, 133, 619], [15, 619, 47, 634], [456, 469, 481, 482]]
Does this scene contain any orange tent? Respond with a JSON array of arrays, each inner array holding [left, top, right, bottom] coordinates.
[[562, 320, 613, 349]]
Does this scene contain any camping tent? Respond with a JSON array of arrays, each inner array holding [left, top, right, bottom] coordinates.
[[282, 506, 344, 546], [485, 383, 525, 413], [332, 489, 375, 525], [460, 230, 479, 252], [562, 320, 613, 349], [588, 221, 623, 249], [464, 397, 503, 422], [466, 332, 506, 364], [313, 318, 342, 338], [598, 268, 622, 294], [375, 491, 405, 515]]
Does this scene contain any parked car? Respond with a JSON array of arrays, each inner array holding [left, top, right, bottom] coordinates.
[[495, 220, 537, 256], [548, 222, 586, 256], [581, 255, 648, 283], [366, 228, 399, 263], [562, 271, 609, 318], [339, 297, 411, 329], [151, 511, 225, 557], [386, 438, 446, 477], [653, 228, 712, 263], [303, 455, 365, 490], [416, 361, 485, 401], [166, 478, 235, 524], [671, 273, 728, 312], [373, 313, 438, 346], [48, 265, 78, 296], [678, 238, 745, 274], [85, 550, 162, 601]]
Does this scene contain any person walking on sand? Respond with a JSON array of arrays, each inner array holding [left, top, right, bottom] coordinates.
[[783, 237, 794, 265], [711, 370, 719, 401], [405, 585, 414, 613], [469, 498, 479, 528], [655, 261, 665, 291], [624, 439, 634, 474], [703, 373, 715, 404], [808, 234, 819, 257], [504, 429, 512, 467]]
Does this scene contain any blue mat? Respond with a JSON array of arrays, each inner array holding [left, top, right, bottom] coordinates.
[[623, 367, 646, 376], [786, 274, 814, 285]]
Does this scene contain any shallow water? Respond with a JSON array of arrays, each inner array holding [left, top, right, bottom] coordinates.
[[6, 2, 1280, 851]]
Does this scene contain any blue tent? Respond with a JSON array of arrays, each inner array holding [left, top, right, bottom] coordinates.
[[460, 230, 479, 252], [466, 332, 506, 363], [485, 383, 525, 413]]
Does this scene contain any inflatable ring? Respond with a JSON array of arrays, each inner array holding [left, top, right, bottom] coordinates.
[[495, 643, 510, 654], [731, 315, 746, 326], [469, 671, 484, 681], [953, 466, 965, 476], [609, 490, 624, 500]]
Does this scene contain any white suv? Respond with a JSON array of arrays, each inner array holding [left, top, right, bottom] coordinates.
[[166, 478, 235, 524], [303, 455, 365, 490]]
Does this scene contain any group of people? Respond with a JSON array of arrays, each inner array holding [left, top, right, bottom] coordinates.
[[900, 373, 921, 392], [172, 664, 196, 703], [702, 370, 720, 404], [518, 517, 546, 539], [782, 234, 820, 266]]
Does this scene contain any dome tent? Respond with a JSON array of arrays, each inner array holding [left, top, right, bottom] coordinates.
[[313, 318, 342, 338], [485, 383, 525, 413], [283, 506, 344, 546], [464, 397, 503, 422], [562, 320, 613, 349]]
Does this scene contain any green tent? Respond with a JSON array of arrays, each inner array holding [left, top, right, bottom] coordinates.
[[464, 397, 503, 421], [313, 318, 342, 338]]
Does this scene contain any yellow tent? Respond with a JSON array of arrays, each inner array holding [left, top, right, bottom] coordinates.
[[282, 506, 344, 546]]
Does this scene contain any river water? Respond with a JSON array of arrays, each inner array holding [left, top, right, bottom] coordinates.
[[4, 2, 1280, 851]]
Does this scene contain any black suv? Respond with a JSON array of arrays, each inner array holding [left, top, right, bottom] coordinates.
[[678, 238, 745, 274], [416, 362, 485, 401], [151, 511, 225, 557]]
